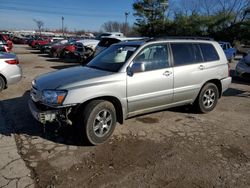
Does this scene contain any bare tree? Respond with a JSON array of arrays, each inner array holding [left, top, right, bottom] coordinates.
[[101, 21, 122, 32], [199, 0, 219, 16], [172, 0, 200, 16], [33, 19, 44, 35]]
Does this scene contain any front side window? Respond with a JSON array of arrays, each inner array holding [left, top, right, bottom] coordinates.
[[171, 43, 203, 66], [87, 45, 138, 72], [133, 44, 169, 71]]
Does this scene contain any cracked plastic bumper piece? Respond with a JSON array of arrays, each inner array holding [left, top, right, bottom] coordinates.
[[28, 100, 58, 124]]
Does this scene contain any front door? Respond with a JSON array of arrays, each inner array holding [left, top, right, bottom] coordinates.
[[127, 44, 174, 116]]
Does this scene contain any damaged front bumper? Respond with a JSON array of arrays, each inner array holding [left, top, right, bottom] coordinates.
[[28, 100, 59, 124]]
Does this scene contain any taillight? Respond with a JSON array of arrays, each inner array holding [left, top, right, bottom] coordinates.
[[227, 63, 230, 76], [5, 59, 19, 65]]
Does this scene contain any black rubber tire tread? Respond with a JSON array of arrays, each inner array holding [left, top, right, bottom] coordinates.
[[77, 100, 116, 145], [0, 76, 5, 92], [195, 83, 219, 113]]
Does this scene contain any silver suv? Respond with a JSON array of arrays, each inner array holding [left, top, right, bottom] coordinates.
[[29, 38, 231, 145]]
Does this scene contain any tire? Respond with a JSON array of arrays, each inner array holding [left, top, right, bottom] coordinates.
[[49, 51, 54, 57], [0, 76, 5, 92], [53, 51, 57, 58], [77, 100, 117, 145], [195, 83, 219, 113]]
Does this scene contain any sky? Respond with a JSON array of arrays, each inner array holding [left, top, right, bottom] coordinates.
[[0, 0, 136, 32]]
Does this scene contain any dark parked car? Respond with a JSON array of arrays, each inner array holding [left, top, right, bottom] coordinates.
[[12, 36, 29, 44], [40, 39, 68, 53], [235, 52, 250, 79]]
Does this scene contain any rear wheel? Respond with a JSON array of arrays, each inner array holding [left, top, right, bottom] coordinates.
[[195, 83, 219, 113], [0, 76, 5, 92], [77, 100, 117, 145], [53, 51, 57, 58]]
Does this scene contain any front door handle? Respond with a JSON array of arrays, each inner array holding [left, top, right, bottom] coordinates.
[[199, 65, 205, 70], [163, 71, 172, 76]]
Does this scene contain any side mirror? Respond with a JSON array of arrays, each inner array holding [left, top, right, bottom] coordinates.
[[127, 62, 145, 76], [132, 62, 146, 72]]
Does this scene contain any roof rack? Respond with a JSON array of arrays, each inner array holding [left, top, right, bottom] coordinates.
[[147, 36, 214, 42]]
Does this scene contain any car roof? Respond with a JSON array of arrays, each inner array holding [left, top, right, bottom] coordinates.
[[100, 36, 147, 41], [115, 38, 218, 47], [219, 41, 230, 45], [114, 40, 146, 46]]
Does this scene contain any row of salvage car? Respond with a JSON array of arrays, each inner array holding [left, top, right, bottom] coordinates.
[[0, 32, 144, 92], [28, 32, 145, 63]]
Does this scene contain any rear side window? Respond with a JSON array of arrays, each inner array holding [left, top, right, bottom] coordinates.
[[199, 43, 219, 62], [171, 43, 203, 66]]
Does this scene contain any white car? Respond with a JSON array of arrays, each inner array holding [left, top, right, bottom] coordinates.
[[0, 52, 22, 91], [75, 39, 100, 51], [94, 36, 146, 56], [96, 32, 124, 40]]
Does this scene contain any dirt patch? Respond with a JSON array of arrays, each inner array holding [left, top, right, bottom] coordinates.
[[33, 66, 45, 69], [136, 117, 160, 124], [220, 145, 250, 163], [29, 135, 248, 188]]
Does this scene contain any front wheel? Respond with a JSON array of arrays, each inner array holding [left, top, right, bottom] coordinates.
[[77, 100, 117, 145], [195, 83, 219, 113]]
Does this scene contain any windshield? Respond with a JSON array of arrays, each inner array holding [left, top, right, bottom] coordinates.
[[87, 45, 138, 72]]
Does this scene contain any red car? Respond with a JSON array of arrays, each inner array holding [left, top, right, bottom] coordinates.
[[31, 38, 51, 48], [58, 42, 77, 58], [0, 34, 13, 51]]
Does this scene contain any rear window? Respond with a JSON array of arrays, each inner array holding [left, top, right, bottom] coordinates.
[[171, 43, 203, 66], [98, 38, 121, 47], [199, 43, 219, 62]]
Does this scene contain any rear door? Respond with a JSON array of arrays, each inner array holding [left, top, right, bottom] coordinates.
[[171, 42, 220, 103]]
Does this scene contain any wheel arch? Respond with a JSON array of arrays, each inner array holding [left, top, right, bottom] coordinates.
[[76, 96, 124, 125], [200, 79, 222, 98], [0, 73, 7, 89]]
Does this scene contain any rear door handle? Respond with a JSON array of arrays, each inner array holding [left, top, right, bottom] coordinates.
[[163, 71, 172, 76], [199, 65, 205, 70]]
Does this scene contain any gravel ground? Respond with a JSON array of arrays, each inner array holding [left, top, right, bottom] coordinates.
[[0, 45, 250, 188]]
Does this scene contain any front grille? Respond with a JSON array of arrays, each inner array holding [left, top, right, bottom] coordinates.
[[33, 101, 50, 111]]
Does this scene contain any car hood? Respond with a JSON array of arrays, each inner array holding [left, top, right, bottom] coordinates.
[[34, 66, 113, 90]]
